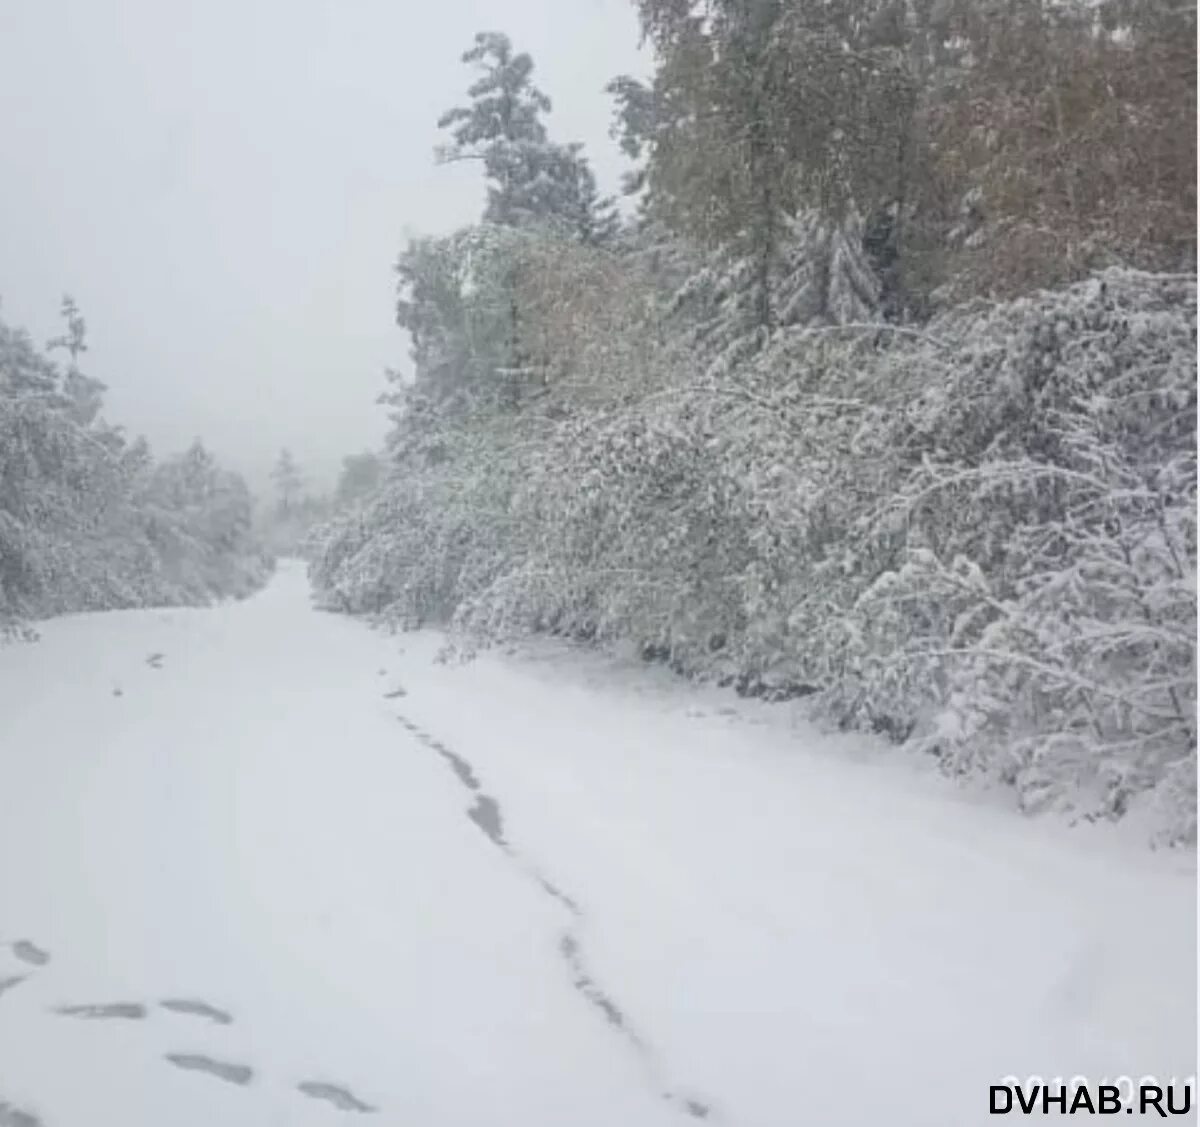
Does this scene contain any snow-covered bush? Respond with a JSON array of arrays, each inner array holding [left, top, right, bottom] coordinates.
[[312, 213, 1195, 842], [845, 272, 1196, 836]]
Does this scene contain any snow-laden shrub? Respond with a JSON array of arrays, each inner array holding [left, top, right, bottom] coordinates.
[[312, 236, 1196, 840], [842, 272, 1196, 837], [313, 422, 531, 628]]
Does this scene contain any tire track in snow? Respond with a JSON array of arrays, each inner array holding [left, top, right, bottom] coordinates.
[[394, 708, 716, 1122]]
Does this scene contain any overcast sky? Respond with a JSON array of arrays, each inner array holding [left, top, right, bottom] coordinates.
[[0, 0, 647, 491]]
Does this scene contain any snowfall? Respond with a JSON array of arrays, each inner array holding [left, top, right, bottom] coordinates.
[[0, 561, 1194, 1126]]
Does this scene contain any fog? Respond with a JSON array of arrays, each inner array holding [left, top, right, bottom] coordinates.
[[0, 0, 646, 491]]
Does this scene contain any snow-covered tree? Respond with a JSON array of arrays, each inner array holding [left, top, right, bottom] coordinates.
[[313, 263, 1196, 841], [335, 451, 383, 509], [437, 32, 616, 243], [45, 295, 106, 427], [0, 303, 268, 627], [309, 12, 1195, 847]]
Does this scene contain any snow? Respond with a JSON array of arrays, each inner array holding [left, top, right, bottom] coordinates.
[[0, 561, 1195, 1126]]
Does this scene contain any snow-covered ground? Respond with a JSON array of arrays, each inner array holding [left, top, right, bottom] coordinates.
[[0, 561, 1194, 1126]]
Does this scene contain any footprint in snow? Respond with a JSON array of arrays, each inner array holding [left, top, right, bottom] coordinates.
[[55, 1002, 147, 1020], [298, 1081, 375, 1113], [467, 795, 506, 847], [559, 933, 628, 1032], [159, 998, 233, 1025], [403, 718, 715, 1123], [7, 945, 373, 1115], [164, 1053, 254, 1086], [535, 874, 580, 915], [671, 1095, 713, 1119], [433, 744, 479, 790], [11, 940, 49, 967]]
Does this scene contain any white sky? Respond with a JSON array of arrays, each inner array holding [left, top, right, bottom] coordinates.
[[0, 0, 648, 492]]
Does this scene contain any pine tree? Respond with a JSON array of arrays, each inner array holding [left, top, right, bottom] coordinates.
[[622, 2, 912, 333], [45, 294, 88, 368], [437, 31, 615, 243], [46, 295, 106, 427]]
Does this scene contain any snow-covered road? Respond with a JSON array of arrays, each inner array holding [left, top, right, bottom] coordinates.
[[0, 562, 1194, 1126]]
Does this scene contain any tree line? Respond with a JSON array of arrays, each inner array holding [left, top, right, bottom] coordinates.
[[0, 297, 271, 630], [307, 2, 1196, 842]]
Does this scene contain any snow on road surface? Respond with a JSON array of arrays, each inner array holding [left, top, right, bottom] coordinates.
[[0, 561, 1194, 1126]]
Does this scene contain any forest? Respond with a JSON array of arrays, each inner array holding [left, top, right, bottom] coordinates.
[[0, 5, 1194, 1123], [310, 0, 1197, 841], [0, 298, 270, 630], [2, 0, 1194, 842]]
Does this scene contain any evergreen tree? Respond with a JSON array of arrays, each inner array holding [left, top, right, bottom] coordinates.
[[46, 295, 106, 427], [615, 2, 912, 331], [45, 293, 88, 368], [437, 32, 615, 243]]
